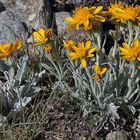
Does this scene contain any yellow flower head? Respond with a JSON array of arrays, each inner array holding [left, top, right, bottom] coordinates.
[[32, 28, 49, 46], [68, 41, 96, 68], [65, 6, 105, 31], [44, 44, 52, 54], [0, 39, 22, 59], [108, 2, 140, 24], [63, 40, 75, 50], [119, 39, 140, 62], [92, 65, 108, 81]]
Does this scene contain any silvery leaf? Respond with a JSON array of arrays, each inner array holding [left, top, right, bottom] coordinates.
[[13, 96, 31, 111], [15, 55, 28, 85], [108, 103, 120, 120]]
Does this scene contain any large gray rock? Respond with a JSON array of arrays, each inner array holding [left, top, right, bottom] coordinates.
[[0, 0, 51, 29], [55, 12, 70, 35], [0, 9, 27, 44], [0, 0, 50, 44], [0, 0, 72, 39]]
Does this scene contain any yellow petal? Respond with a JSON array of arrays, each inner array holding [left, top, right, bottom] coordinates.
[[81, 59, 87, 68], [72, 45, 79, 52], [9, 44, 14, 54], [88, 47, 96, 54], [13, 39, 22, 51], [68, 52, 79, 60], [38, 28, 46, 37], [33, 32, 43, 41], [93, 65, 100, 74], [133, 39, 139, 48], [80, 42, 85, 50], [87, 54, 94, 58], [89, 6, 96, 11], [100, 67, 108, 76], [65, 17, 74, 23], [34, 42, 44, 46], [0, 44, 10, 54], [121, 55, 131, 59], [94, 16, 105, 22], [119, 47, 129, 54], [76, 22, 81, 30], [122, 43, 130, 50], [85, 41, 91, 50], [93, 6, 103, 14], [83, 20, 89, 29], [63, 40, 75, 50]]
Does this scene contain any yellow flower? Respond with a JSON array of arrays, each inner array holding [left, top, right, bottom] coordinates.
[[44, 44, 52, 53], [68, 41, 96, 68], [63, 40, 75, 50], [65, 6, 105, 31], [92, 65, 108, 81], [108, 2, 140, 24], [119, 39, 140, 62], [32, 28, 49, 46], [0, 39, 22, 59]]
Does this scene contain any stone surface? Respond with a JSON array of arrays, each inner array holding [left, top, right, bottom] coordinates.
[[55, 12, 70, 35], [0, 0, 73, 41], [0, 9, 27, 44], [0, 0, 72, 36], [0, 0, 52, 43], [106, 131, 128, 140], [0, 0, 48, 29]]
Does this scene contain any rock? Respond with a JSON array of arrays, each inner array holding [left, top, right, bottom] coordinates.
[[106, 130, 128, 140], [15, 0, 45, 29], [0, 9, 28, 44], [0, 0, 71, 35], [55, 12, 70, 35], [0, 0, 53, 29]]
